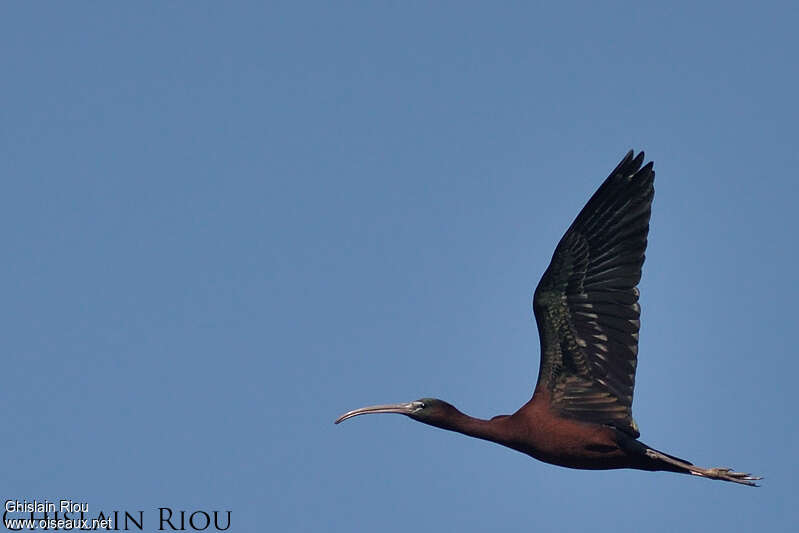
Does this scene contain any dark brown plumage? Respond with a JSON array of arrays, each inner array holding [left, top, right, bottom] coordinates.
[[336, 151, 760, 486]]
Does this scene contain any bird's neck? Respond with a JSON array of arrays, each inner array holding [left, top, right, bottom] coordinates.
[[425, 406, 512, 446]]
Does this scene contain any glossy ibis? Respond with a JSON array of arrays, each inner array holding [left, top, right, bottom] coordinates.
[[336, 151, 760, 486]]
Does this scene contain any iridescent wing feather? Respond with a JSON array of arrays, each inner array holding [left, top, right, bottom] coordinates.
[[532, 151, 654, 438]]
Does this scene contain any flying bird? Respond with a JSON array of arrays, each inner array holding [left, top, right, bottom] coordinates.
[[336, 151, 760, 486]]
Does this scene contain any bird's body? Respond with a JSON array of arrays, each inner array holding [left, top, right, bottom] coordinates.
[[336, 151, 760, 486], [494, 390, 639, 471]]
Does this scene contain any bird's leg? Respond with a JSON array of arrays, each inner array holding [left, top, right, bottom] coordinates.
[[645, 449, 762, 487]]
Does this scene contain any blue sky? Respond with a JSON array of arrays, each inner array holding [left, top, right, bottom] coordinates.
[[3, 2, 797, 532]]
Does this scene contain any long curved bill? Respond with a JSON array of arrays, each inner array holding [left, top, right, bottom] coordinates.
[[334, 401, 422, 424]]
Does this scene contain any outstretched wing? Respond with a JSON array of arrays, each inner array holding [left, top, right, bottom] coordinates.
[[532, 150, 654, 438]]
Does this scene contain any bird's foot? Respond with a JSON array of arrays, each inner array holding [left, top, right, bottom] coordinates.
[[645, 449, 762, 487], [690, 466, 762, 487]]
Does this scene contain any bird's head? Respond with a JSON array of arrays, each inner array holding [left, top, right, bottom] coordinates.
[[335, 397, 455, 426]]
